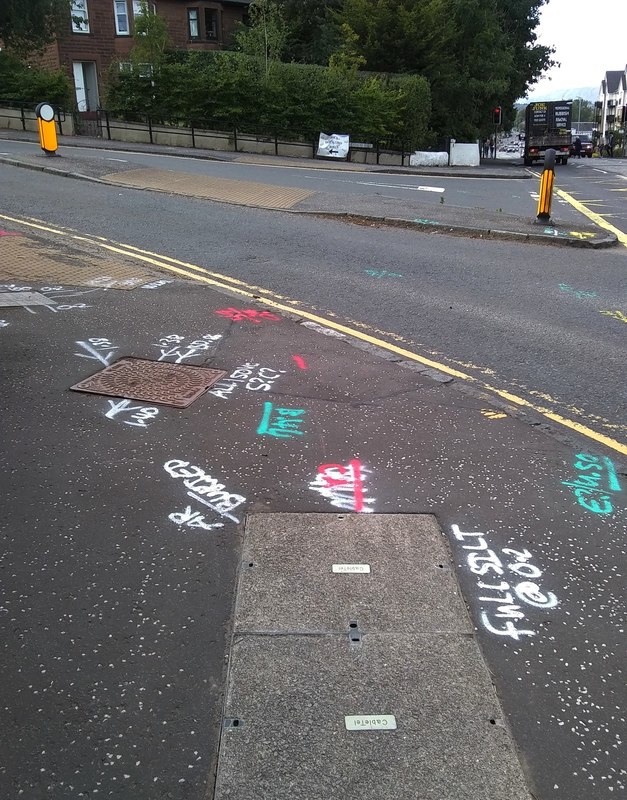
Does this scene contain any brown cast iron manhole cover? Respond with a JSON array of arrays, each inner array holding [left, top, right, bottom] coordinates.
[[70, 357, 227, 408]]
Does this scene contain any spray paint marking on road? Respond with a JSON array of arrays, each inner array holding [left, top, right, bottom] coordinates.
[[450, 524, 558, 641], [164, 459, 246, 524], [561, 453, 622, 515], [209, 363, 285, 400], [481, 409, 507, 420], [292, 355, 308, 369], [105, 399, 159, 428], [309, 460, 374, 513], [256, 402, 305, 439], [153, 332, 222, 363], [1, 211, 625, 456], [364, 269, 403, 278], [599, 309, 627, 324], [215, 308, 281, 323], [75, 337, 119, 366], [558, 283, 597, 299]]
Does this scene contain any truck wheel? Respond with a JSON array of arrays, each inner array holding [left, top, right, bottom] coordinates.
[[562, 157, 568, 165], [524, 157, 532, 166]]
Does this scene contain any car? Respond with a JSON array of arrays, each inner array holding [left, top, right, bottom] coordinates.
[[570, 135, 594, 158]]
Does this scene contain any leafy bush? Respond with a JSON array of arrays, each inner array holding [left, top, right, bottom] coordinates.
[[0, 52, 72, 107], [104, 50, 431, 148]]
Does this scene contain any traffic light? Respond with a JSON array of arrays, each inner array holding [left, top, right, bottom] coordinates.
[[493, 106, 502, 126]]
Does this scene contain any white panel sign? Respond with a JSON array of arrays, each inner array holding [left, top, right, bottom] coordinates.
[[332, 564, 370, 574], [317, 132, 350, 159], [345, 715, 397, 731]]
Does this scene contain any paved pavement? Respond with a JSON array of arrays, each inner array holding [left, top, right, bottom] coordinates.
[[1, 210, 625, 800], [0, 130, 617, 248]]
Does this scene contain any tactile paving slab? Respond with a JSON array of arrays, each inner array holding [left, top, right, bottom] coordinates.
[[104, 168, 315, 209], [70, 357, 227, 408], [0, 234, 153, 289]]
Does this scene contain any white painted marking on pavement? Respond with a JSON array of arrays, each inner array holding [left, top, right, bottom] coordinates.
[[105, 157, 129, 162]]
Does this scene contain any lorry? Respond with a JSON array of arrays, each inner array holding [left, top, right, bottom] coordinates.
[[523, 101, 572, 166]]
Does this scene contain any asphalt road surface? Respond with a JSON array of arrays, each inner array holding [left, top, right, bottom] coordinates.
[[1, 163, 625, 443], [1, 159, 626, 800], [0, 136, 592, 224]]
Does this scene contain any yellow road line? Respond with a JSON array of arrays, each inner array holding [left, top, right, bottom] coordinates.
[[554, 187, 627, 248], [1, 211, 625, 456]]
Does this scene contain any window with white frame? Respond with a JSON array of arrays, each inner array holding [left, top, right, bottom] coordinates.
[[114, 0, 130, 34], [71, 0, 90, 33], [187, 8, 199, 39], [132, 1, 155, 16]]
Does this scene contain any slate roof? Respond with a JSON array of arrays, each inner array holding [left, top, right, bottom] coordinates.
[[604, 70, 625, 94]]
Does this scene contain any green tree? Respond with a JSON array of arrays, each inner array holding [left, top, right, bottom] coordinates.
[[130, 1, 171, 72], [0, 0, 70, 56], [571, 98, 594, 123], [328, 23, 365, 73], [232, 0, 289, 75], [280, 0, 342, 64], [0, 50, 72, 105], [337, 0, 555, 138]]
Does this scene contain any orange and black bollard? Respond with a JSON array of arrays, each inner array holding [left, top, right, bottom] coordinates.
[[536, 148, 556, 222], [35, 102, 58, 156]]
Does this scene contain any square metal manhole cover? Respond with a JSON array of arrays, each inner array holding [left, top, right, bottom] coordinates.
[[70, 357, 227, 408]]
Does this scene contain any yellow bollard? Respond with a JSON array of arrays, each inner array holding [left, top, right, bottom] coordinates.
[[35, 102, 58, 156], [536, 147, 556, 222]]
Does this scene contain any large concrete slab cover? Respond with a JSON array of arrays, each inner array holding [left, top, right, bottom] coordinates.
[[216, 514, 532, 800], [236, 513, 472, 634], [215, 634, 532, 800]]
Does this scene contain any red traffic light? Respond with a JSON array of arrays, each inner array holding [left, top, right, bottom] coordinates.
[[493, 106, 502, 125]]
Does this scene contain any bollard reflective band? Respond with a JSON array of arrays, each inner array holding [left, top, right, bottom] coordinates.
[[536, 149, 556, 222], [35, 102, 58, 155]]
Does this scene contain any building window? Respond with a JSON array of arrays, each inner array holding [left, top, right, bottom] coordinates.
[[114, 0, 130, 34], [71, 0, 90, 33], [133, 1, 156, 16], [205, 9, 218, 39], [187, 8, 199, 39]]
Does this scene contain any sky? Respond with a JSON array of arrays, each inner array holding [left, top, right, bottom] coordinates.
[[527, 0, 627, 98]]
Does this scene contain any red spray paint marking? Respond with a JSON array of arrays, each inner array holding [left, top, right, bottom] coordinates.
[[0, 230, 21, 237], [292, 355, 308, 370], [214, 308, 280, 324], [318, 459, 365, 513]]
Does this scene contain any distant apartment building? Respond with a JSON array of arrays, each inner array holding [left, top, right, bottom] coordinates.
[[596, 68, 626, 140], [39, 0, 250, 113]]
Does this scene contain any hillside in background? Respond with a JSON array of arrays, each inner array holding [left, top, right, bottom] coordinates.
[[523, 85, 598, 103]]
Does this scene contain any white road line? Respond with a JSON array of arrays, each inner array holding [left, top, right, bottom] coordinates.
[[351, 180, 445, 193], [105, 157, 128, 162], [593, 168, 608, 174]]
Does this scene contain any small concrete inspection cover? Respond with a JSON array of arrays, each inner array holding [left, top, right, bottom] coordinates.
[[70, 357, 227, 408]]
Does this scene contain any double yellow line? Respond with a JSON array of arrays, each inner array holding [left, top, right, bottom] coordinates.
[[1, 211, 625, 456]]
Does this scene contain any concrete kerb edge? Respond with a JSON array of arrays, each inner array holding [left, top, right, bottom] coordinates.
[[0, 156, 618, 253], [306, 211, 618, 249]]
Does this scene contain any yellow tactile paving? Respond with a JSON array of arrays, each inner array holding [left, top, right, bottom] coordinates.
[[102, 168, 314, 209], [0, 232, 153, 289]]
